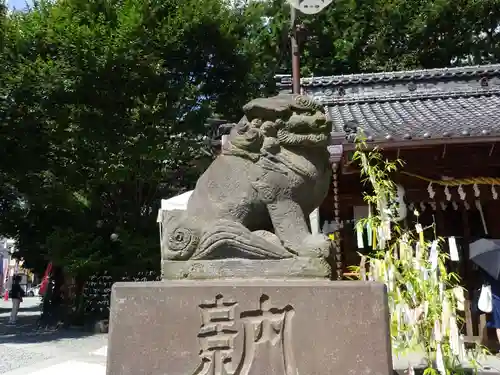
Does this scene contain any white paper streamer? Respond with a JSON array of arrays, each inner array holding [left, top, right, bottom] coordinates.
[[415, 242, 422, 260], [473, 183, 480, 197], [453, 287, 465, 311], [356, 222, 364, 249], [433, 319, 443, 341], [428, 182, 436, 198], [387, 264, 395, 291], [458, 185, 466, 200], [449, 316, 460, 356], [377, 227, 385, 250], [441, 297, 451, 332], [366, 221, 372, 246], [475, 200, 489, 235], [444, 186, 452, 201], [458, 334, 466, 362], [436, 343, 446, 375], [429, 240, 438, 271], [448, 236, 460, 261]]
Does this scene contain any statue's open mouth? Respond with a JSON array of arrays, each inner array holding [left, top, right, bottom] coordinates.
[[277, 129, 330, 147]]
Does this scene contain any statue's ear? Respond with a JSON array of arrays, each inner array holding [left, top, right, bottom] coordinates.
[[237, 115, 248, 126]]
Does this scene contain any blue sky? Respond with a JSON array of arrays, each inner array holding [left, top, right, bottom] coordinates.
[[7, 0, 32, 10]]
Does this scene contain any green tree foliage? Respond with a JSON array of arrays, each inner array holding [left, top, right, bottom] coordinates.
[[2, 0, 500, 276], [0, 0, 265, 275], [239, 0, 500, 76]]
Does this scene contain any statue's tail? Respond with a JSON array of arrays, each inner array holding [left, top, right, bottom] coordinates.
[[161, 210, 200, 261], [192, 220, 293, 260]]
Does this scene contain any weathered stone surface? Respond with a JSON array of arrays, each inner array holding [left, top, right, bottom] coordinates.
[[107, 280, 393, 375], [160, 94, 334, 280], [161, 257, 331, 280]]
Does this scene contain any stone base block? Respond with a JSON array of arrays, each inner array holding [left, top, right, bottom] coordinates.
[[161, 257, 331, 280], [107, 280, 393, 375]]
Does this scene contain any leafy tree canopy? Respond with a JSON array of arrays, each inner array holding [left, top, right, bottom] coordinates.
[[1, 0, 500, 275], [0, 0, 265, 275]]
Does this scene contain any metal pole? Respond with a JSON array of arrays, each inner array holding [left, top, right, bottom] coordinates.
[[290, 6, 301, 94]]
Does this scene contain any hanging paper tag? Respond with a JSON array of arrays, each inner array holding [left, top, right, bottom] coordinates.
[[377, 227, 385, 250], [356, 222, 364, 249], [429, 240, 438, 270], [415, 242, 422, 260], [436, 343, 446, 375], [366, 221, 372, 246], [415, 223, 424, 246], [441, 297, 451, 332], [453, 287, 465, 311], [384, 220, 391, 241], [387, 264, 395, 291], [433, 320, 443, 341], [449, 316, 460, 356], [448, 236, 459, 261]]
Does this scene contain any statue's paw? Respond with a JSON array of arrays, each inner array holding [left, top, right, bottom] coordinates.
[[298, 234, 332, 258]]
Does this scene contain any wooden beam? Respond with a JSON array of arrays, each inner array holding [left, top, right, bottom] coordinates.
[[339, 137, 500, 151]]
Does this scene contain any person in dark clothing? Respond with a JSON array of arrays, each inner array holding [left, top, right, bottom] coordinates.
[[8, 275, 25, 324]]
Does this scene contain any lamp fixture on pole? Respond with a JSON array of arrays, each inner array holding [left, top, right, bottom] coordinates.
[[286, 0, 334, 94]]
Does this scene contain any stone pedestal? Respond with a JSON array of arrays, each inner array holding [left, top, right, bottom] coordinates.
[[107, 280, 393, 375]]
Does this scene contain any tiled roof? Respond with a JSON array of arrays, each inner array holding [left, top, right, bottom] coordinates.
[[276, 64, 500, 143]]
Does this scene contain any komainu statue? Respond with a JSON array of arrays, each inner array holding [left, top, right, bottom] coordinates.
[[161, 94, 334, 279]]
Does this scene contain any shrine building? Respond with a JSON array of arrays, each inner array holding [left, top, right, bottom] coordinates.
[[277, 63, 500, 344]]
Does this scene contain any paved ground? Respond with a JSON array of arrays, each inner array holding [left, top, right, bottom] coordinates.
[[0, 298, 107, 374]]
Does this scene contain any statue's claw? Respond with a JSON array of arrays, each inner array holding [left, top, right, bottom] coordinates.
[[296, 234, 332, 258]]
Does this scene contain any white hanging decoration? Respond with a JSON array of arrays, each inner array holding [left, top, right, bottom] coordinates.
[[449, 316, 461, 356], [452, 201, 459, 211], [408, 202, 415, 212], [366, 220, 372, 247], [492, 185, 498, 200], [441, 297, 452, 332], [433, 319, 443, 342], [429, 240, 439, 271], [415, 242, 423, 260], [427, 182, 436, 199], [420, 202, 426, 212], [458, 185, 466, 200], [429, 202, 437, 211], [453, 287, 465, 311], [439, 201, 447, 211], [448, 236, 460, 261], [396, 184, 408, 221], [356, 221, 365, 249], [436, 343, 446, 375], [464, 201, 470, 210], [458, 335, 467, 362], [475, 200, 489, 235], [444, 186, 452, 201], [473, 183, 480, 197]]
